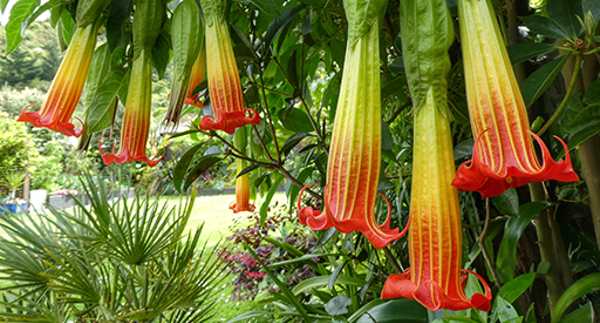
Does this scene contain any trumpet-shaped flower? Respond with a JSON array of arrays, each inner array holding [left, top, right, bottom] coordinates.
[[100, 0, 164, 167], [382, 89, 492, 311], [185, 44, 206, 108], [297, 16, 408, 250], [100, 50, 161, 167], [18, 24, 97, 137], [198, 0, 259, 134], [453, 0, 578, 198], [230, 158, 255, 213]]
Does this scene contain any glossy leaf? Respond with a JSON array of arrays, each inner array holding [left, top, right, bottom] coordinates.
[[558, 302, 593, 323], [506, 42, 556, 64], [520, 55, 569, 107], [86, 69, 130, 133], [329, 260, 349, 290], [546, 0, 583, 39], [264, 5, 304, 53], [356, 299, 428, 323], [281, 132, 310, 156], [496, 201, 553, 282], [520, 15, 570, 40], [106, 0, 132, 51], [184, 155, 225, 191], [325, 295, 352, 316], [248, 0, 280, 16], [5, 0, 40, 55], [491, 188, 519, 218], [259, 174, 285, 226], [497, 273, 537, 304], [552, 273, 600, 323], [278, 108, 314, 132], [26, 0, 68, 28], [172, 143, 206, 192]]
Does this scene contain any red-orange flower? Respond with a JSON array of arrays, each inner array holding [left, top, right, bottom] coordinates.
[[381, 90, 492, 312], [185, 45, 206, 108], [452, 0, 578, 198], [18, 24, 97, 137], [100, 50, 162, 167], [230, 159, 255, 213], [297, 17, 407, 250], [198, 0, 259, 134]]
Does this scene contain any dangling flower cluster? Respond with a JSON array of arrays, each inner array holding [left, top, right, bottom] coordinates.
[[297, 0, 409, 249], [99, 0, 165, 166], [452, 0, 578, 198], [198, 0, 260, 134], [18, 0, 111, 136]]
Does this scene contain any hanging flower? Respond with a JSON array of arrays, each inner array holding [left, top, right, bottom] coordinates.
[[100, 0, 164, 167], [382, 0, 492, 311], [452, 0, 578, 198], [297, 3, 408, 249], [381, 89, 492, 312], [185, 44, 206, 108], [18, 24, 97, 137], [198, 0, 259, 134], [230, 159, 255, 213], [230, 127, 255, 212]]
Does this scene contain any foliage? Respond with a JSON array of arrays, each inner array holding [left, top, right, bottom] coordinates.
[[0, 111, 36, 197], [0, 175, 227, 322], [223, 205, 317, 301]]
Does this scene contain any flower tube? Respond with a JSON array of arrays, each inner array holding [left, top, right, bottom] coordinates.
[[297, 0, 408, 249], [198, 0, 259, 134], [381, 89, 492, 311], [99, 0, 164, 167], [230, 127, 255, 213], [18, 23, 97, 137], [453, 0, 578, 198]]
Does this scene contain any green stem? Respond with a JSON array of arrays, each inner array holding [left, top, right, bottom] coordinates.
[[537, 54, 582, 136], [478, 198, 502, 289]]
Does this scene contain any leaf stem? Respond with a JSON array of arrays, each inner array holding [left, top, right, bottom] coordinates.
[[478, 198, 503, 289], [536, 54, 582, 137]]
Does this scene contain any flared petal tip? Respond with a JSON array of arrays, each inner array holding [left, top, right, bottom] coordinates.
[[199, 108, 261, 134], [230, 203, 256, 213], [452, 133, 579, 198], [382, 271, 492, 312], [185, 97, 204, 108], [18, 107, 83, 137]]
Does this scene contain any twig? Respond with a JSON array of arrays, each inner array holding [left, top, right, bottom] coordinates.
[[478, 198, 503, 289], [383, 247, 403, 275], [256, 59, 281, 162]]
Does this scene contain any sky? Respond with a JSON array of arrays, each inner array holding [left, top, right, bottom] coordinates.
[[1, 0, 50, 26]]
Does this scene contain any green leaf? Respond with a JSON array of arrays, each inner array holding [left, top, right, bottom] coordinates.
[[5, 0, 40, 55], [259, 174, 285, 226], [152, 29, 171, 80], [172, 143, 206, 192], [546, 0, 583, 39], [582, 0, 600, 21], [389, 58, 405, 75], [86, 68, 131, 133], [83, 44, 112, 108], [507, 42, 556, 64], [356, 299, 428, 323], [264, 5, 304, 53], [1, 0, 8, 13], [106, 0, 132, 51], [236, 164, 261, 178], [184, 155, 225, 191], [226, 311, 270, 323], [293, 276, 371, 295], [59, 8, 76, 45], [491, 188, 519, 217], [552, 273, 600, 323], [496, 201, 553, 282], [521, 55, 569, 107], [329, 260, 349, 290], [278, 108, 314, 132], [558, 302, 593, 323], [288, 167, 313, 210], [498, 273, 537, 304], [325, 295, 353, 317], [26, 0, 68, 28], [556, 95, 600, 159], [400, 0, 453, 111], [454, 139, 474, 161], [248, 0, 280, 16], [583, 77, 600, 105], [491, 297, 520, 323], [520, 15, 570, 40], [281, 132, 310, 156]]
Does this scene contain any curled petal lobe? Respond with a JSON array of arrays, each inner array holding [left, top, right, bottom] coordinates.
[[296, 20, 408, 250], [454, 0, 578, 197], [18, 24, 97, 137]]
